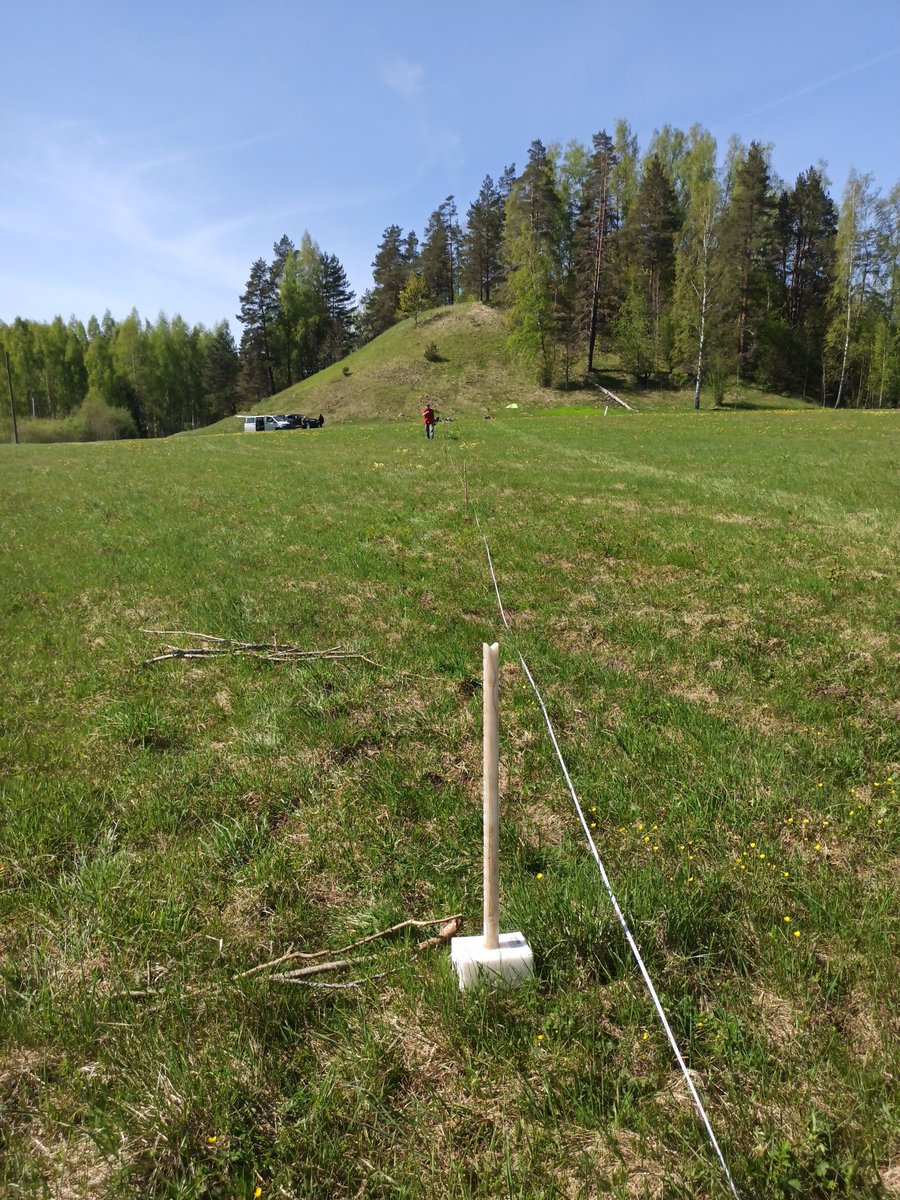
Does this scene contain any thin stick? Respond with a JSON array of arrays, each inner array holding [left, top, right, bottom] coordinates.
[[268, 956, 366, 981], [237, 913, 463, 979], [272, 970, 396, 990]]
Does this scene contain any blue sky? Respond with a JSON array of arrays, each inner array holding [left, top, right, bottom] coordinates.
[[2, 0, 898, 332]]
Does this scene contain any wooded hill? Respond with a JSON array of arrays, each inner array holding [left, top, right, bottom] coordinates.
[[3, 121, 898, 442], [207, 300, 817, 433]]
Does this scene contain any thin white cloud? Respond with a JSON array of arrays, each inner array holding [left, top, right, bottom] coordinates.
[[379, 56, 425, 99], [0, 119, 255, 289], [727, 45, 900, 124]]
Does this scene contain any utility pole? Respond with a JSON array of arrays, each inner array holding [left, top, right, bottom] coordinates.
[[5, 352, 18, 445]]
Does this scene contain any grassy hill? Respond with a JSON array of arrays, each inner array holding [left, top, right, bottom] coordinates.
[[204, 301, 815, 433], [2, 409, 898, 1197]]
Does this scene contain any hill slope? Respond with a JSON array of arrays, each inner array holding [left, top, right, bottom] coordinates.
[[237, 302, 558, 427]]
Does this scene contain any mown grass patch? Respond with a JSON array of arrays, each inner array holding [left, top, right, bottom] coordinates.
[[1, 409, 897, 1197]]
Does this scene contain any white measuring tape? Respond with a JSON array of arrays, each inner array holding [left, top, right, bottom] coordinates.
[[472, 502, 741, 1200]]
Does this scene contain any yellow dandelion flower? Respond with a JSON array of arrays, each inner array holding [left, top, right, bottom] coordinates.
[[759, 853, 765, 859], [749, 842, 756, 848], [208, 1136, 217, 1144], [793, 930, 801, 937], [536, 872, 543, 880], [255, 1190, 262, 1199], [783, 916, 791, 922], [642, 1032, 649, 1040]]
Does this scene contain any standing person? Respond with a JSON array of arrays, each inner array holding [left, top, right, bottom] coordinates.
[[422, 404, 436, 439]]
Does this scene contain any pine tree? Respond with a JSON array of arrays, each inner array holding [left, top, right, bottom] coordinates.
[[420, 197, 459, 306], [461, 172, 511, 302], [320, 253, 356, 363], [365, 225, 411, 338], [237, 258, 278, 398], [773, 167, 837, 393], [629, 154, 680, 370], [720, 142, 777, 380], [200, 321, 240, 420], [577, 131, 617, 374]]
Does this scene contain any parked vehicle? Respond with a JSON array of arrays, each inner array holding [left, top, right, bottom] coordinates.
[[238, 413, 325, 432], [239, 414, 296, 432]]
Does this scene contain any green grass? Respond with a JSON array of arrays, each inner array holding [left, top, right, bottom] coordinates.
[[1, 408, 898, 1198]]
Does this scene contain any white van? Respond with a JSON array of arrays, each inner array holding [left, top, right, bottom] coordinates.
[[239, 415, 293, 432]]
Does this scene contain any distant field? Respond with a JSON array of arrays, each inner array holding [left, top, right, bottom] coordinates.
[[1, 409, 898, 1198]]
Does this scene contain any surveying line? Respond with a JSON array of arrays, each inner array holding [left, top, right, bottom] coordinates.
[[465, 496, 741, 1200]]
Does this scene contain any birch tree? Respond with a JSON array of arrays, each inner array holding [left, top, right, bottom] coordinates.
[[828, 170, 878, 407]]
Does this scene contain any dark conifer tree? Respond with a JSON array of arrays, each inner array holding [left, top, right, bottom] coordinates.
[[462, 172, 513, 302], [629, 154, 680, 369], [201, 321, 241, 419], [420, 197, 459, 306], [365, 225, 410, 338], [773, 167, 837, 392], [577, 131, 617, 373], [237, 258, 278, 398], [320, 252, 356, 364], [720, 142, 777, 379]]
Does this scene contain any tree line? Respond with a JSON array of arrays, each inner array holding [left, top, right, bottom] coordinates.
[[360, 123, 899, 407], [1, 231, 356, 440], [3, 118, 897, 440]]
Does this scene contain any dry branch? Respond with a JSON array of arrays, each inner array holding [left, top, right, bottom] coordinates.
[[140, 630, 382, 668], [588, 384, 638, 412], [275, 970, 396, 990], [268, 956, 366, 982], [237, 912, 463, 980]]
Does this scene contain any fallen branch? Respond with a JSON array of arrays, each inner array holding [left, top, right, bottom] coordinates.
[[272, 969, 397, 989], [237, 912, 462, 980], [268, 956, 366, 982], [586, 381, 637, 412], [139, 630, 382, 669]]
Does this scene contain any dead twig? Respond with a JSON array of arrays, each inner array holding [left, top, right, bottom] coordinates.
[[268, 956, 366, 982], [272, 970, 396, 990], [415, 917, 459, 951], [140, 631, 382, 669], [237, 912, 463, 980]]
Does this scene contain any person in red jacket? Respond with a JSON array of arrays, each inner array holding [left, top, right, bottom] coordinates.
[[422, 404, 436, 439]]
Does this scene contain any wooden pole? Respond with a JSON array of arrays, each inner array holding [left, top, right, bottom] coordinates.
[[483, 641, 500, 949], [5, 352, 18, 445]]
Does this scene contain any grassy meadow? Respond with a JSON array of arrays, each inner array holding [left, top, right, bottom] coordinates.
[[1, 407, 898, 1198]]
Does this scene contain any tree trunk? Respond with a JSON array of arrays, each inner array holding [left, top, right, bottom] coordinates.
[[586, 183, 608, 375], [834, 285, 852, 408]]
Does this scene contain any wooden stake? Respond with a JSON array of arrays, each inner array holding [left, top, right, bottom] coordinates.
[[483, 641, 500, 949]]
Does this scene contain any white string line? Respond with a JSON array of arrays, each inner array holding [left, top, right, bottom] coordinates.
[[470, 504, 741, 1200]]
